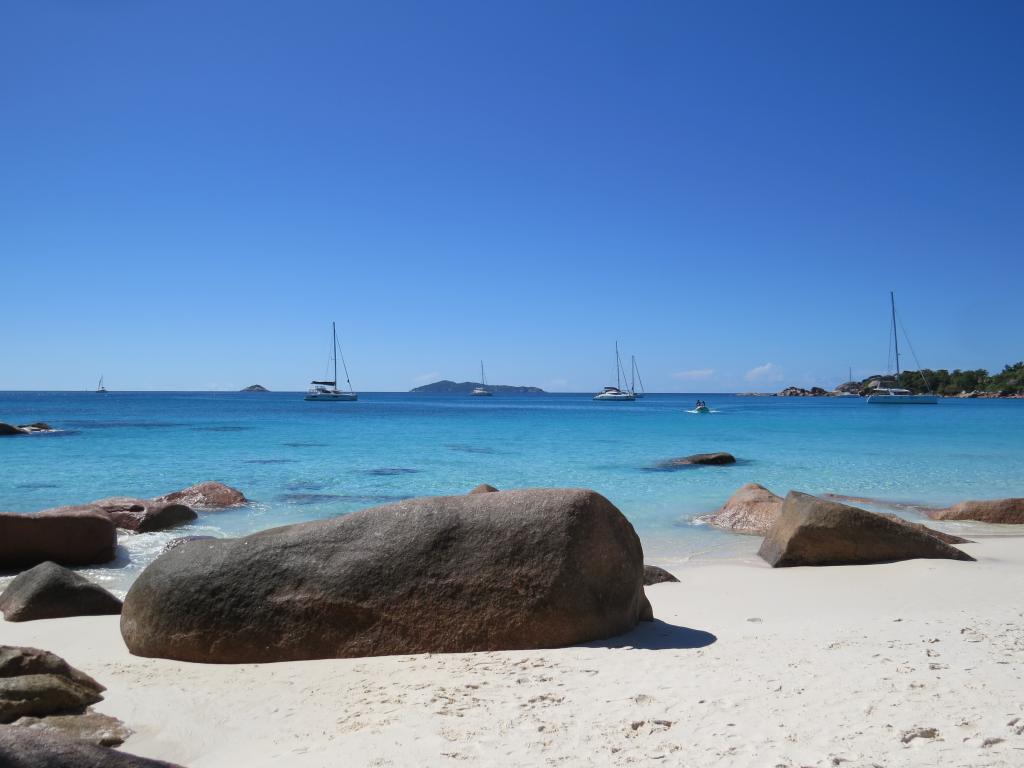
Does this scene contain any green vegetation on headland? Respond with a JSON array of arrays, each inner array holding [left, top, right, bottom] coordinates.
[[410, 380, 545, 394], [836, 361, 1024, 396]]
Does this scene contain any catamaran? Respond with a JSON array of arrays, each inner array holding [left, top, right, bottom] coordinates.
[[305, 322, 358, 401], [96, 375, 107, 394], [630, 356, 646, 398], [471, 361, 492, 396], [594, 342, 636, 401], [866, 293, 938, 405]]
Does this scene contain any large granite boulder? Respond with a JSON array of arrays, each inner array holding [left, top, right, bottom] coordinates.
[[88, 497, 196, 533], [0, 563, 122, 622], [928, 498, 1024, 524], [0, 510, 117, 570], [703, 483, 783, 534], [759, 492, 975, 567], [0, 727, 183, 767], [121, 488, 650, 663], [153, 481, 247, 509]]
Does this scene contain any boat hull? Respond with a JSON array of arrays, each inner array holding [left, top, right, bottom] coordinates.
[[304, 393, 358, 401], [866, 394, 938, 405], [593, 393, 636, 401], [695, 406, 710, 413]]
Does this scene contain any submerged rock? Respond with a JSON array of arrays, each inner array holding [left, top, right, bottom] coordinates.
[[121, 488, 649, 663], [88, 497, 196, 533], [468, 483, 499, 494], [0, 727, 182, 767], [653, 452, 736, 470], [0, 510, 117, 570], [642, 565, 679, 585], [928, 498, 1024, 525], [703, 483, 784, 534], [0, 562, 122, 622], [758, 492, 975, 567], [154, 481, 247, 510]]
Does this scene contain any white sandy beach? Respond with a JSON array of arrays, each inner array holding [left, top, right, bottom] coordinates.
[[3, 536, 1023, 767]]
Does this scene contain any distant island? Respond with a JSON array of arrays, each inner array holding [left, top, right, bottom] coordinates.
[[410, 380, 545, 394], [240, 384, 269, 392]]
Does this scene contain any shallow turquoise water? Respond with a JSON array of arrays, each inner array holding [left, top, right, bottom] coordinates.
[[3, 392, 1023, 593]]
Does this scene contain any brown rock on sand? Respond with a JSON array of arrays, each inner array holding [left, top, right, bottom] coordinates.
[[121, 488, 650, 663], [759, 491, 975, 567], [0, 562, 122, 622], [927, 498, 1024, 525], [0, 510, 117, 570], [703, 483, 783, 534]]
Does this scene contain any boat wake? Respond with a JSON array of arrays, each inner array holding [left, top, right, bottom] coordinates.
[[685, 409, 719, 414]]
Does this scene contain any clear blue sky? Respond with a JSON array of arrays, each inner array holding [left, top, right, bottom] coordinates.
[[2, 1, 1021, 392]]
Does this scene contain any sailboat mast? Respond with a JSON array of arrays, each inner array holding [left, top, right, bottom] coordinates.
[[615, 342, 621, 390], [890, 291, 900, 387], [332, 321, 338, 386], [630, 355, 636, 393]]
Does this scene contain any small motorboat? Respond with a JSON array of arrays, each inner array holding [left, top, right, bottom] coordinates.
[[695, 404, 710, 414]]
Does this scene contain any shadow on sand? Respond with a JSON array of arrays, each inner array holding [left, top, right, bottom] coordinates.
[[584, 620, 717, 651]]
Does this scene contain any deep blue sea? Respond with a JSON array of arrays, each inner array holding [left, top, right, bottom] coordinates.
[[3, 391, 1023, 594]]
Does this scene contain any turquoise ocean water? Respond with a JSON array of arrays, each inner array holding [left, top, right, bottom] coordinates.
[[3, 391, 1023, 595]]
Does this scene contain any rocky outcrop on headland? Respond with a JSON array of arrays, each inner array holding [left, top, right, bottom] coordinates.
[[653, 452, 736, 470], [240, 384, 269, 392], [776, 386, 829, 397], [0, 562, 122, 622], [0, 510, 117, 569], [927, 498, 1024, 524], [759, 492, 975, 567], [121, 488, 650, 663], [411, 380, 545, 394], [0, 422, 54, 436], [153, 481, 247, 510], [702, 483, 783, 534]]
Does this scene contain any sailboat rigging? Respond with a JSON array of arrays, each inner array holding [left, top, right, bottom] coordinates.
[[471, 361, 492, 396], [593, 342, 636, 401], [305, 322, 358, 401], [865, 293, 937, 405]]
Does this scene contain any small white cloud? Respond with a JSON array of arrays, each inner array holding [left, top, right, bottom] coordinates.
[[745, 362, 784, 383], [412, 371, 440, 384], [672, 368, 715, 381]]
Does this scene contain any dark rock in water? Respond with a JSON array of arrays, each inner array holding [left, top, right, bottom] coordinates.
[[0, 562, 122, 622], [0, 423, 54, 436], [240, 384, 269, 392], [120, 488, 649, 663], [701, 483, 783, 534], [758, 492, 975, 567], [0, 510, 117, 570], [653, 452, 736, 470], [469, 484, 499, 494], [0, 727, 183, 767], [364, 467, 419, 476], [643, 565, 679, 585], [88, 497, 196, 533], [162, 536, 218, 554], [9, 710, 131, 747], [154, 481, 247, 510], [927, 498, 1024, 524]]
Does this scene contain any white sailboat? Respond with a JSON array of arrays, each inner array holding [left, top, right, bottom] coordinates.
[[471, 361, 492, 396], [594, 342, 636, 401], [305, 322, 358, 402], [866, 293, 938, 405], [835, 366, 859, 397], [96, 375, 107, 394], [630, 356, 646, 398]]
